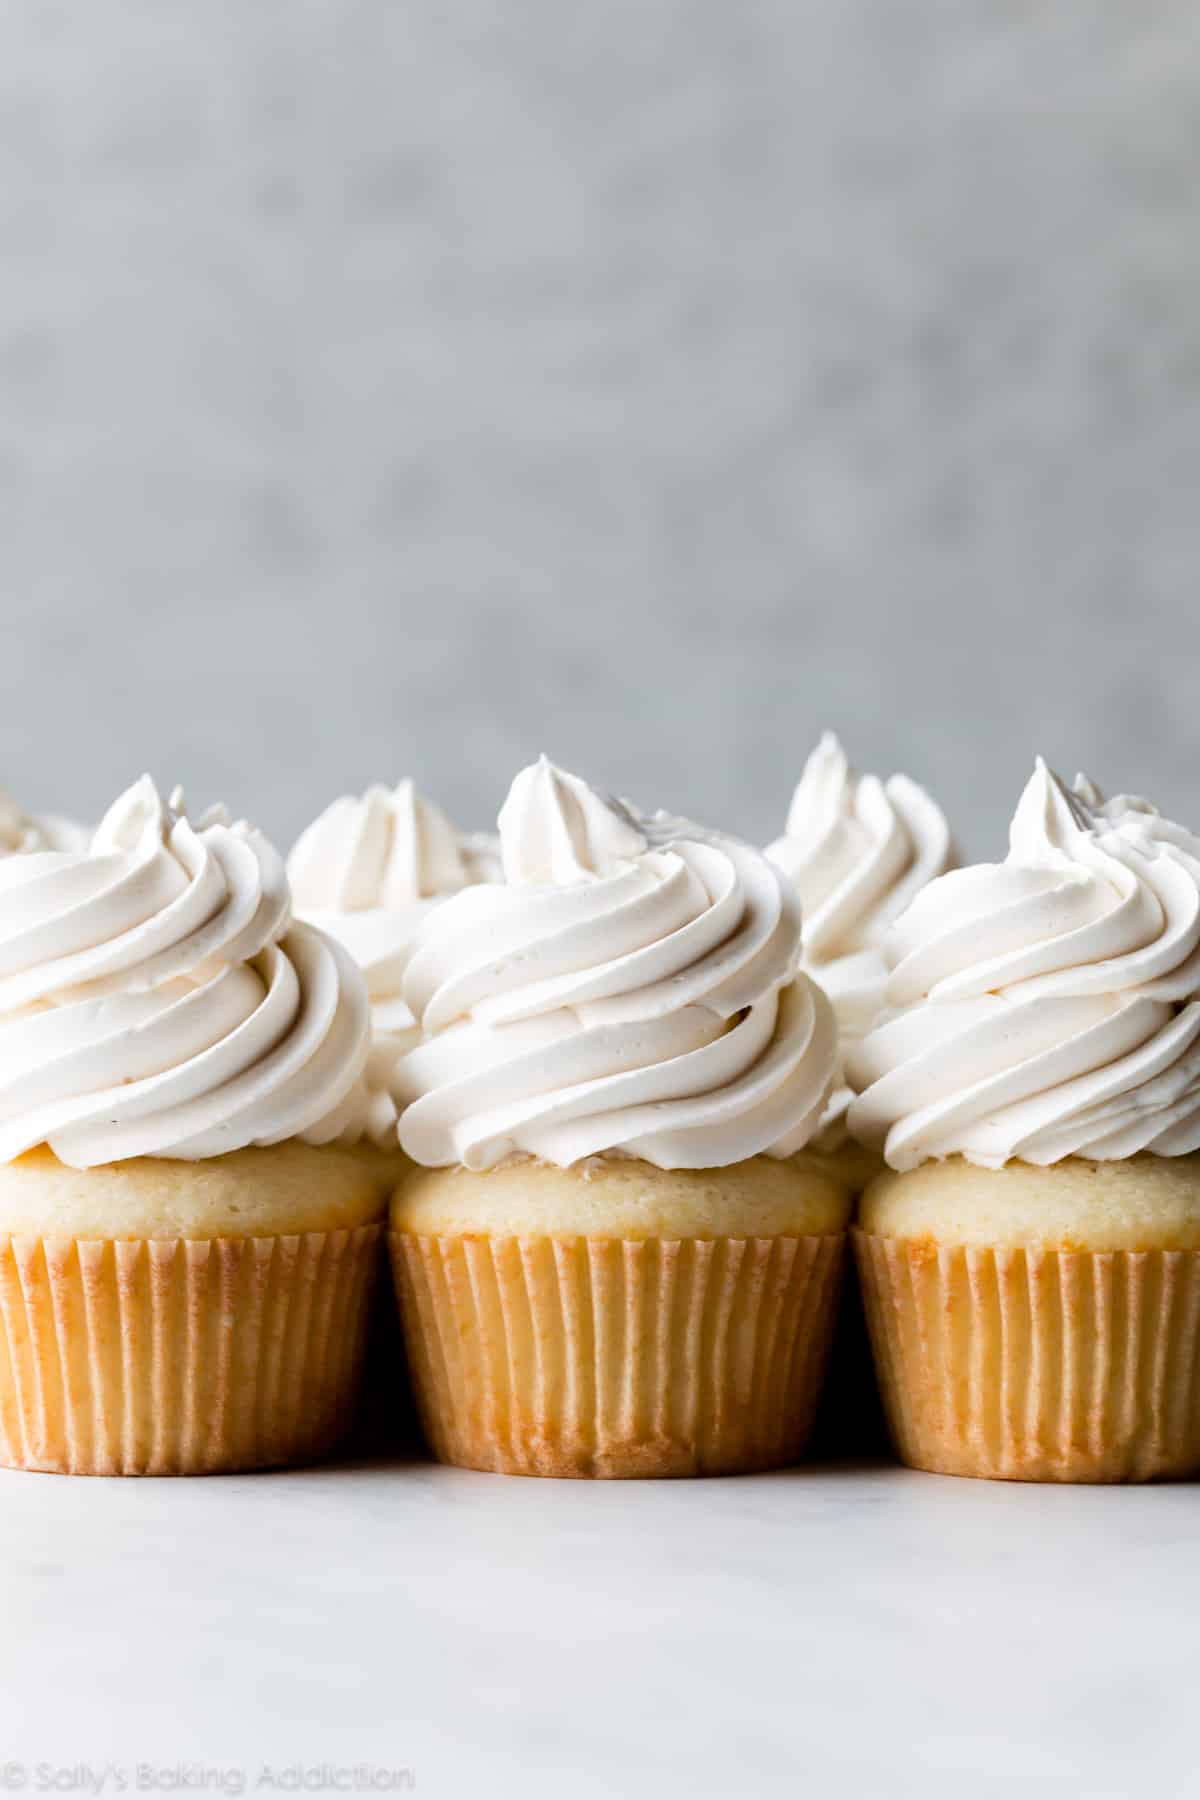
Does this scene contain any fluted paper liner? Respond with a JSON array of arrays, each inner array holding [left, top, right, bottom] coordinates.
[[0, 1226, 382, 1475], [390, 1231, 844, 1478], [854, 1231, 1200, 1483]]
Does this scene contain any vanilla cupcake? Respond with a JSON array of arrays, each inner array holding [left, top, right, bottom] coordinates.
[[767, 731, 954, 1184], [389, 758, 847, 1478], [288, 780, 499, 1178], [0, 778, 385, 1475], [849, 760, 1200, 1482]]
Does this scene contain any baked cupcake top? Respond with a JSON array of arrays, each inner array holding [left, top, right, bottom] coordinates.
[[0, 776, 372, 1167], [848, 759, 1200, 1170], [395, 757, 837, 1170], [288, 780, 499, 1141]]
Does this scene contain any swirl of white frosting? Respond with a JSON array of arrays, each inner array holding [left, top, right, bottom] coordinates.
[[288, 781, 500, 1143], [395, 757, 837, 1171], [39, 814, 92, 854], [766, 733, 954, 1142], [847, 760, 1200, 1170], [0, 776, 372, 1167], [0, 788, 89, 857]]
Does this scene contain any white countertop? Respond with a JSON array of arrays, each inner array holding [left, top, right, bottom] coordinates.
[[1, 1455, 1192, 1798]]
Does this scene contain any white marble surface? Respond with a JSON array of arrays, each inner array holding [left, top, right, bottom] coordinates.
[[0, 1457, 1193, 1797]]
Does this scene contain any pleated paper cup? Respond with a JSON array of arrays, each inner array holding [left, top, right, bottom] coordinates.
[[390, 1231, 845, 1478], [0, 1225, 382, 1476], [854, 1230, 1200, 1483]]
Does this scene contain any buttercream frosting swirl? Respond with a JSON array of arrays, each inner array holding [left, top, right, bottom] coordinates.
[[395, 757, 837, 1170], [0, 776, 371, 1167], [847, 760, 1200, 1169], [767, 733, 955, 1140], [0, 789, 89, 857], [39, 814, 92, 854], [288, 780, 500, 1142]]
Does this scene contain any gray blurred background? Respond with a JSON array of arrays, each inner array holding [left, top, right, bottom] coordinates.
[[2, 0, 1199, 861]]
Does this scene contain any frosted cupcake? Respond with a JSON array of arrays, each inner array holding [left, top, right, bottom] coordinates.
[[389, 758, 847, 1478], [849, 760, 1200, 1482], [289, 779, 498, 1157], [0, 778, 384, 1475], [767, 731, 954, 1179]]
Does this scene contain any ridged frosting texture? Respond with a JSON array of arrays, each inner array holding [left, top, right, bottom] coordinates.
[[395, 757, 837, 1171], [0, 777, 372, 1167], [847, 760, 1200, 1170], [767, 732, 955, 1037], [288, 781, 500, 1143], [766, 732, 954, 1141]]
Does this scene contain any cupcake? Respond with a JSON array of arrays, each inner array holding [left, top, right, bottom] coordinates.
[[0, 777, 385, 1475], [767, 731, 955, 1183], [288, 779, 499, 1168], [848, 760, 1200, 1482], [389, 757, 848, 1478]]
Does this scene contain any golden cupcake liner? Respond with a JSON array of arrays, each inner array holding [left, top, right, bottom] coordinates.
[[854, 1231, 1200, 1483], [0, 1226, 382, 1476], [390, 1231, 845, 1478]]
